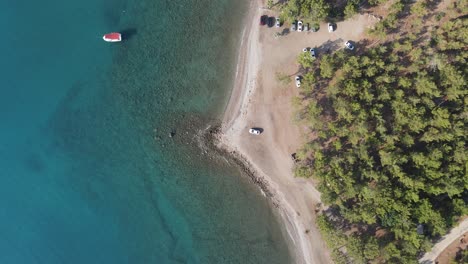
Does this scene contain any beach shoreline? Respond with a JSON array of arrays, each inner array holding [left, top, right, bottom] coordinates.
[[217, 1, 331, 263], [218, 0, 378, 262]]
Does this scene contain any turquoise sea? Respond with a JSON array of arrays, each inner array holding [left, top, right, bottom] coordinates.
[[0, 0, 293, 263]]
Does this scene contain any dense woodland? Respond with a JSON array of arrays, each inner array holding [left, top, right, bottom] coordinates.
[[278, 0, 387, 23], [291, 0, 468, 263]]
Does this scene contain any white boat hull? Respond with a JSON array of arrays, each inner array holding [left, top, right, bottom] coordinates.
[[102, 33, 122, 42]]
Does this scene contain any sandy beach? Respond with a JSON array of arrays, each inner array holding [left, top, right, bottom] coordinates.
[[219, 1, 378, 263]]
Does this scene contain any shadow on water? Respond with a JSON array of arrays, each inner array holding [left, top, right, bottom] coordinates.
[[121, 28, 137, 40], [24, 152, 46, 174]]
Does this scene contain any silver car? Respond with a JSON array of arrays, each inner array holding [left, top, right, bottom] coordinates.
[[345, 41, 354, 50], [310, 48, 316, 58], [249, 128, 261, 135], [295, 76, 301, 87]]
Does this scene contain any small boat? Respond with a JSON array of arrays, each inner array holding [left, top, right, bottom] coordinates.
[[103, 32, 122, 42]]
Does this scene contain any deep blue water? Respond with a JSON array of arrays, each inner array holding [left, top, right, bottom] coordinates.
[[0, 0, 293, 263]]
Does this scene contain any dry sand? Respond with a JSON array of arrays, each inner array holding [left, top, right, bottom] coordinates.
[[219, 1, 378, 263]]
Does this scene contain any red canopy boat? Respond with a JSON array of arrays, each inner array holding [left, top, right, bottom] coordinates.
[[103, 32, 122, 42]]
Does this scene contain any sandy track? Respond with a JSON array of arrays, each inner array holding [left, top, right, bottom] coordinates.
[[420, 218, 468, 264], [219, 1, 378, 263]]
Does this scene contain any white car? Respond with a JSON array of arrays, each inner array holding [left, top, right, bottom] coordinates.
[[275, 17, 281, 27], [249, 128, 261, 135], [302, 47, 309, 52], [345, 41, 354, 50], [295, 76, 301, 87], [328, 23, 334, 32], [297, 21, 303, 32]]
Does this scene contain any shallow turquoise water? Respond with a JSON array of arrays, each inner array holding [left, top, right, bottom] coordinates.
[[0, 0, 293, 263]]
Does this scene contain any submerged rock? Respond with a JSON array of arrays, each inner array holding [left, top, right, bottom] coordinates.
[[169, 130, 176, 138]]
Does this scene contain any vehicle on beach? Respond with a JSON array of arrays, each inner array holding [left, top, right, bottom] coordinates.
[[260, 15, 267, 26], [328, 23, 334, 32], [345, 41, 355, 50], [302, 47, 316, 58], [310, 48, 316, 58], [295, 76, 301, 87], [291, 21, 297, 31], [275, 17, 281, 27], [249, 128, 261, 135], [103, 32, 122, 42], [267, 17, 275, 27], [304, 23, 309, 32], [297, 20, 303, 32]]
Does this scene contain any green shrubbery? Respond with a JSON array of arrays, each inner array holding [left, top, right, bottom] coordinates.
[[278, 0, 393, 23], [295, 1, 468, 262], [280, 0, 330, 23]]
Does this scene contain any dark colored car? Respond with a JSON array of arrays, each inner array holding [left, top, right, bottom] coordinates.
[[260, 15, 268, 26], [267, 17, 274, 27]]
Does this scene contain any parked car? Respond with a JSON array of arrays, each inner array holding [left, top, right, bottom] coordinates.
[[345, 41, 354, 50], [275, 17, 281, 27], [295, 76, 301, 87], [304, 23, 309, 32], [267, 17, 274, 27], [260, 15, 268, 26], [291, 21, 297, 31], [328, 23, 334, 32], [302, 47, 309, 52], [310, 48, 316, 58], [249, 128, 261, 135], [297, 20, 303, 32]]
